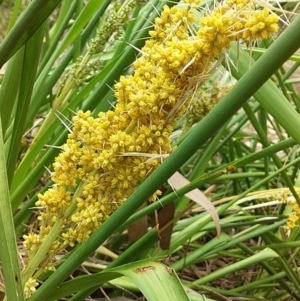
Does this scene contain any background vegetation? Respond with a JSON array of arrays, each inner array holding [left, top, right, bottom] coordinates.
[[1, 0, 300, 300]]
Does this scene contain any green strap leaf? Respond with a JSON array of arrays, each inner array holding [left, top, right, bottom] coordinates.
[[0, 0, 61, 67], [0, 119, 24, 300], [120, 262, 190, 301], [44, 259, 190, 301]]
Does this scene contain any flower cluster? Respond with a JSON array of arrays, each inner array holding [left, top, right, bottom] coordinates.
[[282, 193, 300, 230], [23, 0, 279, 290], [24, 278, 39, 299], [70, 0, 142, 88], [183, 83, 232, 132], [258, 188, 300, 230]]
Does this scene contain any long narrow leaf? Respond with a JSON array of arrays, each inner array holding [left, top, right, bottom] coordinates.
[[0, 119, 24, 300], [0, 0, 61, 67], [6, 25, 44, 187], [44, 259, 189, 301]]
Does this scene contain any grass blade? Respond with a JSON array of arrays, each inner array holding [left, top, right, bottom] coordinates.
[[0, 0, 61, 67], [0, 119, 24, 300]]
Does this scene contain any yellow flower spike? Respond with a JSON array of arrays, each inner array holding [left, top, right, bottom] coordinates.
[[23, 0, 280, 281]]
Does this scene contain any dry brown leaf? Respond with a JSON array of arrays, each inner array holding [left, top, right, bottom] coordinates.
[[128, 203, 148, 241], [150, 202, 175, 250]]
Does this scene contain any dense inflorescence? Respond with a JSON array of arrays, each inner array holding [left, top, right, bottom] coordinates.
[[23, 0, 279, 295], [247, 188, 300, 231], [282, 194, 300, 230], [182, 83, 232, 132]]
